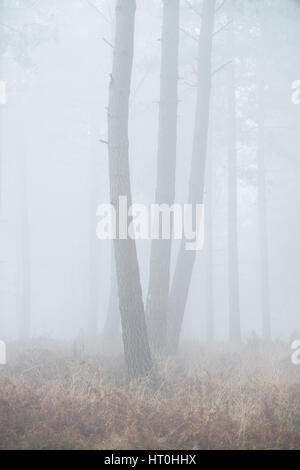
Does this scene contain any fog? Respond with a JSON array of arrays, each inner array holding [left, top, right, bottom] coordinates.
[[1, 0, 300, 344], [3, 0, 300, 452]]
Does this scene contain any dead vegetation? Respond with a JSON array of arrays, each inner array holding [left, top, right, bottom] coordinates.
[[1, 339, 300, 450]]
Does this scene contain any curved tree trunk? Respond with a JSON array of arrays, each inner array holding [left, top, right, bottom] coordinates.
[[205, 131, 214, 343], [18, 99, 31, 341], [87, 115, 101, 338], [167, 0, 216, 353], [146, 0, 180, 352], [256, 9, 271, 341], [108, 0, 152, 380], [227, 38, 241, 343], [257, 64, 271, 341]]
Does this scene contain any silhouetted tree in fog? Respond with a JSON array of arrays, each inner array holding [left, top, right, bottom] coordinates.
[[204, 128, 214, 342], [167, 0, 216, 353], [0, 1, 3, 212], [257, 17, 271, 340], [103, 249, 120, 339], [14, 98, 31, 340], [146, 0, 180, 352], [108, 0, 152, 379], [227, 24, 241, 343], [1, 2, 57, 339], [88, 113, 101, 337]]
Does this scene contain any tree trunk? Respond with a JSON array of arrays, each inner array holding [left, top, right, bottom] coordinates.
[[146, 0, 180, 352], [227, 43, 241, 343], [0, 1, 3, 211], [108, 0, 152, 380], [256, 8, 271, 341], [103, 247, 120, 338], [87, 116, 101, 337], [167, 0, 216, 353], [257, 66, 271, 341], [18, 101, 31, 340], [205, 131, 214, 343], [0, 89, 3, 211]]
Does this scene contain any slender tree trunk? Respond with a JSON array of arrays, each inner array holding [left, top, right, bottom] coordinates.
[[227, 43, 241, 343], [256, 8, 271, 341], [0, 2, 5, 326], [257, 67, 271, 340], [18, 189, 31, 341], [146, 0, 180, 352], [0, 1, 3, 211], [205, 133, 214, 343], [103, 247, 120, 338], [108, 0, 152, 380], [103, 2, 120, 341], [167, 0, 216, 353], [87, 115, 101, 337], [0, 88, 3, 211], [18, 101, 31, 340]]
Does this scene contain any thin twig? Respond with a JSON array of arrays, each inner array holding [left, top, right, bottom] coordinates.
[[213, 20, 233, 37], [180, 27, 198, 43], [130, 66, 153, 108], [102, 37, 114, 49], [86, 0, 111, 24], [215, 0, 227, 13], [211, 60, 232, 78], [183, 80, 197, 88], [184, 0, 202, 17]]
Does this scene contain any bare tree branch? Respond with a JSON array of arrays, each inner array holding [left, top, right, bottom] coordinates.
[[184, 0, 202, 17], [213, 20, 233, 36], [180, 27, 198, 42], [102, 37, 114, 49], [211, 60, 232, 78], [86, 0, 111, 24], [183, 80, 197, 88], [215, 0, 227, 13], [130, 67, 153, 108]]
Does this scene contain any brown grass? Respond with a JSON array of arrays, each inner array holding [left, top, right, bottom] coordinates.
[[1, 339, 300, 450]]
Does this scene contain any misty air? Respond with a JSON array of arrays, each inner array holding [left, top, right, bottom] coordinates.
[[0, 0, 300, 453]]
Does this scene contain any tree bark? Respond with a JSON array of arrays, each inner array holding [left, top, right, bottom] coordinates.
[[18, 100, 31, 340], [103, 247, 120, 338], [108, 0, 152, 380], [87, 115, 101, 337], [257, 65, 271, 341], [167, 0, 216, 353], [256, 8, 271, 341], [146, 0, 180, 352], [227, 41, 241, 343], [0, 1, 3, 211], [205, 131, 214, 343]]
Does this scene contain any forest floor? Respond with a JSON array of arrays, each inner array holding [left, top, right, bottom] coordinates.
[[1, 338, 300, 450]]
